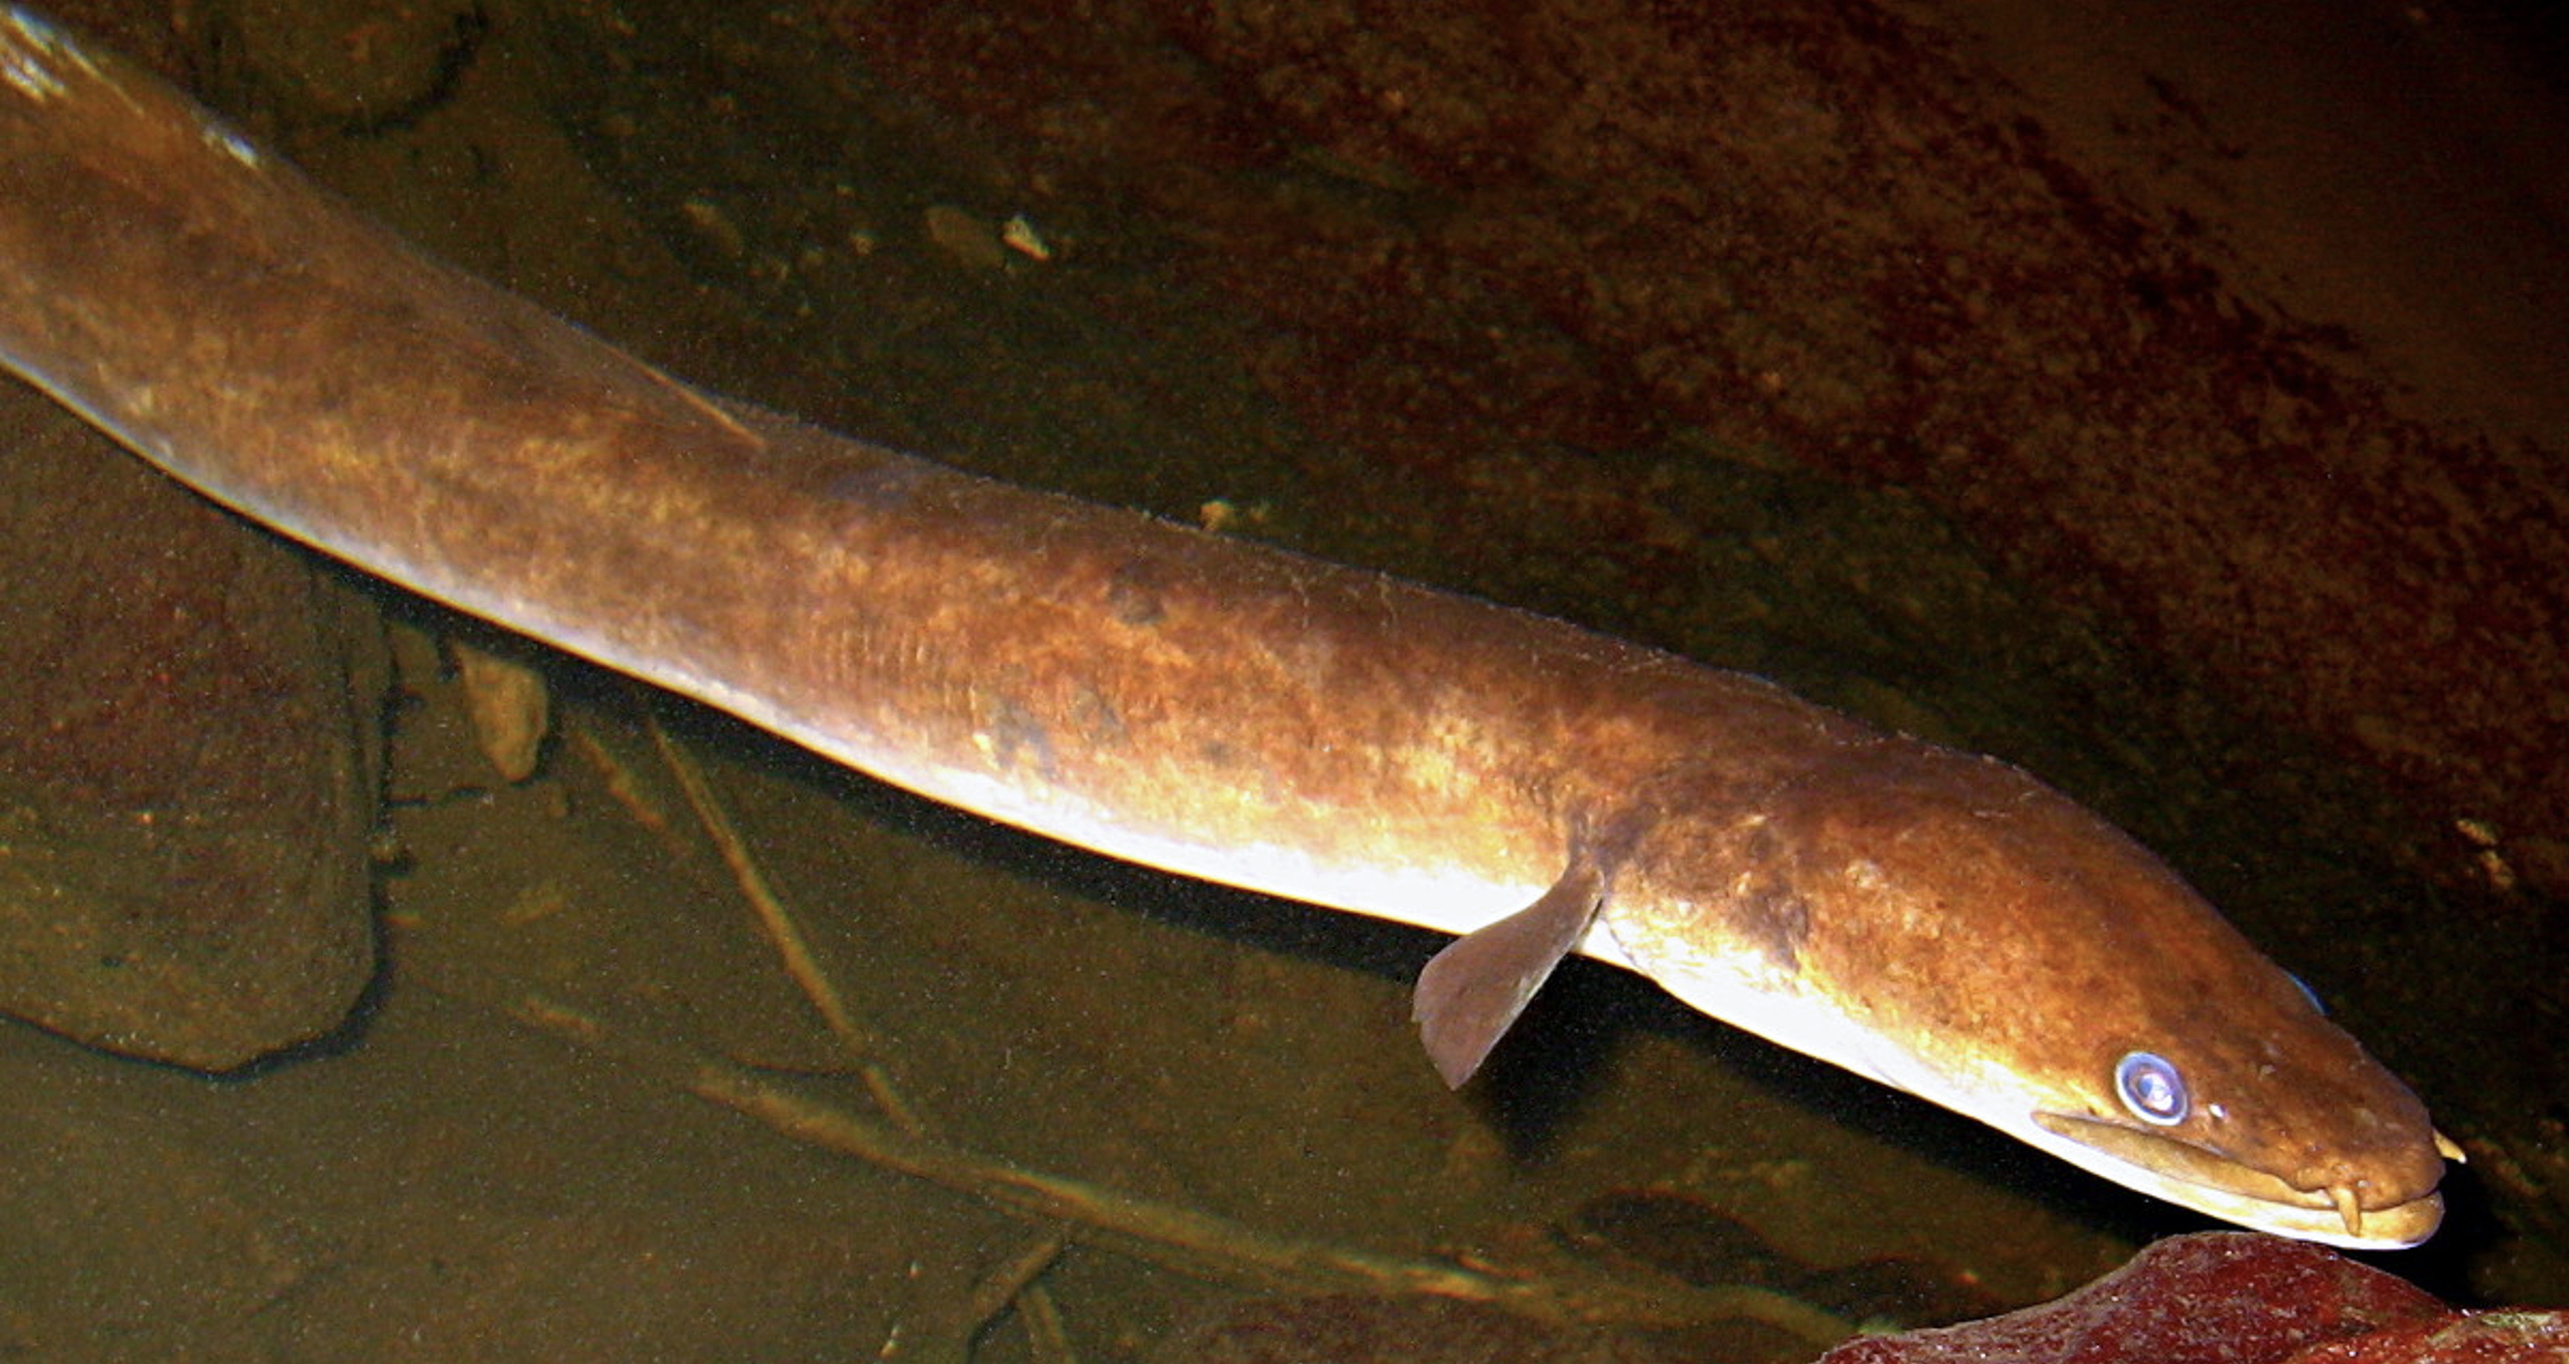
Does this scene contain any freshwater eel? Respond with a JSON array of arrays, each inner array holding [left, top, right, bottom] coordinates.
[[0, 6, 2455, 1246]]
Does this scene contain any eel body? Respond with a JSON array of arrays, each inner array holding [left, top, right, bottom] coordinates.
[[0, 7, 2450, 1246]]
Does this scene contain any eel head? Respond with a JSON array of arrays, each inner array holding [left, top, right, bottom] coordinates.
[[1611, 740, 2453, 1249]]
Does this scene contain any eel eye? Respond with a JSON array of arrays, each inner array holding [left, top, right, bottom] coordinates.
[[2116, 1051, 2189, 1126]]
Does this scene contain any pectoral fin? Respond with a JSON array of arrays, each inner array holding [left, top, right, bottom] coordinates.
[[1411, 858, 1608, 1087]]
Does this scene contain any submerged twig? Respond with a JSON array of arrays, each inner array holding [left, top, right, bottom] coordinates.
[[957, 1233, 1071, 1346], [643, 710, 1079, 1353], [882, 1232, 1072, 1364], [1017, 1270, 1077, 1364], [645, 711, 922, 1135], [504, 992, 1854, 1347], [568, 726, 687, 855]]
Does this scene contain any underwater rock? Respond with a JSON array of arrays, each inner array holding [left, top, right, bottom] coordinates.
[[451, 639, 552, 784], [0, 381, 383, 1070], [1821, 1232, 2569, 1364]]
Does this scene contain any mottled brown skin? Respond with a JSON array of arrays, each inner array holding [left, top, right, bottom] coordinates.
[[1614, 744, 2447, 1239], [0, 7, 2445, 1242], [0, 29, 1843, 910]]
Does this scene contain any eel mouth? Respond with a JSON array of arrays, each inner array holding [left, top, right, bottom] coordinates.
[[2032, 1111, 2446, 1250]]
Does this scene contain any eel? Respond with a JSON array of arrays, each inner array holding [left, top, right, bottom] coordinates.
[[0, 6, 2453, 1247]]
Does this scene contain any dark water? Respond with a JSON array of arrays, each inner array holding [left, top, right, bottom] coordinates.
[[3, 0, 2562, 1357]]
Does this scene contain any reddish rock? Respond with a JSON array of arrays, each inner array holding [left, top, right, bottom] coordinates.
[[1822, 1234, 2568, 1364]]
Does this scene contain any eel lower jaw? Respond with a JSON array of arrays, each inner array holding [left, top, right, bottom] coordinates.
[[2030, 1111, 2445, 1250]]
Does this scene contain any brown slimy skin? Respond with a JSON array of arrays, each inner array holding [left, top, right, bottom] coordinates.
[[1612, 744, 2445, 1240], [0, 6, 2445, 1243]]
